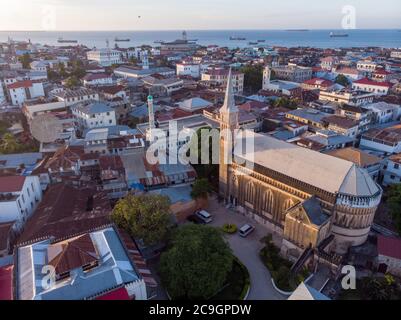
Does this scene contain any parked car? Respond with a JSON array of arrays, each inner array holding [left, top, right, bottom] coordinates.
[[187, 214, 205, 224], [195, 210, 213, 224], [239, 224, 255, 237]]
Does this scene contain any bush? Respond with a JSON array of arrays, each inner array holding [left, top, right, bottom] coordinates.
[[259, 234, 304, 292], [222, 223, 238, 234]]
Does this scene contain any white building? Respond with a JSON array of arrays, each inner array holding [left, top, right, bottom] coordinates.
[[390, 51, 401, 59], [176, 62, 201, 78], [87, 49, 122, 67], [0, 175, 42, 231], [319, 89, 375, 106], [360, 125, 401, 154], [352, 78, 392, 96], [83, 73, 113, 87], [363, 102, 401, 125], [383, 154, 401, 186], [71, 101, 117, 130], [357, 60, 378, 73], [0, 84, 6, 104], [377, 235, 401, 277], [15, 226, 149, 300], [7, 80, 45, 106], [54, 88, 100, 107]]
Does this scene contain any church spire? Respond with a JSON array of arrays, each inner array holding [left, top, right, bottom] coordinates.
[[220, 67, 238, 114]]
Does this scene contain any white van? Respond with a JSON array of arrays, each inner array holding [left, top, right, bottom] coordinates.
[[195, 210, 213, 224], [239, 224, 255, 237]]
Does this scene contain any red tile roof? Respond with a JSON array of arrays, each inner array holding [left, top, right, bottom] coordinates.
[[303, 78, 334, 87], [95, 287, 131, 300], [0, 265, 13, 300], [353, 78, 392, 88], [377, 235, 401, 260], [7, 80, 33, 90], [0, 176, 26, 193]]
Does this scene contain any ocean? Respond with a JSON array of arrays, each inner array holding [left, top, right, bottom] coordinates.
[[0, 29, 400, 49]]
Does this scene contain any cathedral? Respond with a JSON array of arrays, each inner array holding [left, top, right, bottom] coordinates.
[[219, 69, 383, 257]]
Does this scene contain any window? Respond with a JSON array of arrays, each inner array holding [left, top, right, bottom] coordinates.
[[394, 164, 399, 170]]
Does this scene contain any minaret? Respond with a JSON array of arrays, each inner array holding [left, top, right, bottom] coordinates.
[[147, 95, 155, 140], [142, 51, 149, 70], [263, 65, 271, 90], [219, 68, 239, 201]]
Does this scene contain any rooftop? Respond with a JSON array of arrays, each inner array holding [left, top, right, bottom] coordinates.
[[16, 227, 139, 300], [326, 147, 382, 168], [235, 131, 380, 197]]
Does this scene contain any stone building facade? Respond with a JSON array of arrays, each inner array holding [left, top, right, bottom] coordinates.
[[219, 70, 382, 256]]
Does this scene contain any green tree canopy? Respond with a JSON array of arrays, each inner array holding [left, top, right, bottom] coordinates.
[[112, 194, 172, 246], [335, 74, 350, 87], [191, 178, 210, 199], [159, 224, 233, 299], [65, 76, 80, 89], [240, 64, 264, 92], [272, 97, 299, 110], [387, 184, 401, 235], [188, 127, 219, 190], [19, 53, 32, 69]]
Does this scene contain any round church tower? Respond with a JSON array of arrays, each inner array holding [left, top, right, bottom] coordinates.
[[331, 165, 382, 254]]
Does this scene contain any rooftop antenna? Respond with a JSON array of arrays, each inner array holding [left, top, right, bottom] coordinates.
[[106, 39, 111, 66]]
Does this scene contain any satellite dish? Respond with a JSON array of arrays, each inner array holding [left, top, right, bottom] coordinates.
[[30, 114, 63, 143]]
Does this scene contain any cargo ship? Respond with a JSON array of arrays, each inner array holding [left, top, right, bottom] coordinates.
[[230, 36, 246, 40], [57, 37, 78, 43], [115, 38, 130, 42], [330, 32, 349, 38]]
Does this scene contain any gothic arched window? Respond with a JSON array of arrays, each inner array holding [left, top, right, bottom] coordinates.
[[262, 189, 275, 214], [245, 181, 255, 203]]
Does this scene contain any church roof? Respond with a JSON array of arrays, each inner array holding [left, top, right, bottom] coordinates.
[[219, 68, 238, 114], [288, 282, 330, 300], [235, 131, 380, 197], [300, 197, 329, 226]]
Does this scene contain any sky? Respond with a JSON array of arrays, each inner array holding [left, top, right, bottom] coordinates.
[[0, 0, 400, 31]]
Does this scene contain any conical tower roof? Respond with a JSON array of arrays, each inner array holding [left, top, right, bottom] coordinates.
[[219, 68, 238, 114]]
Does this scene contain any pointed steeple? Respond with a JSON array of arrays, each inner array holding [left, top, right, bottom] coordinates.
[[220, 68, 238, 114]]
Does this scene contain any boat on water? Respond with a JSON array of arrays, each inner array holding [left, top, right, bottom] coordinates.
[[57, 37, 78, 43], [230, 36, 246, 41], [248, 42, 258, 45], [257, 40, 266, 42], [115, 38, 130, 42], [330, 32, 349, 38]]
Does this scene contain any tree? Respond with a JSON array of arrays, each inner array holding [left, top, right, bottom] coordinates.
[[188, 127, 219, 190], [65, 76, 80, 89], [0, 120, 11, 136], [240, 64, 264, 92], [335, 74, 350, 87], [0, 133, 23, 154], [387, 184, 401, 235], [112, 194, 172, 246], [272, 97, 299, 110], [191, 178, 210, 199], [360, 276, 401, 300], [19, 53, 32, 69], [159, 224, 233, 299]]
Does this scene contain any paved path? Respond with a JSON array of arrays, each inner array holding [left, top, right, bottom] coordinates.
[[207, 197, 286, 300]]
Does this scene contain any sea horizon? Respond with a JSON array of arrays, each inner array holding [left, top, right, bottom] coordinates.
[[1, 29, 400, 49]]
